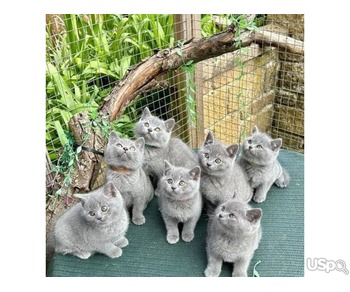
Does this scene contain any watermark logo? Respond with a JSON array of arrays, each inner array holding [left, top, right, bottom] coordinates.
[[306, 258, 349, 275]]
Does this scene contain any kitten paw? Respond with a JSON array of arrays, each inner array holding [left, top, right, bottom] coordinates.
[[132, 215, 146, 225], [182, 232, 194, 242], [204, 267, 221, 277], [253, 194, 266, 203], [108, 247, 122, 258], [73, 251, 92, 259], [114, 237, 129, 248], [166, 234, 179, 244], [274, 179, 287, 188], [232, 271, 247, 277]]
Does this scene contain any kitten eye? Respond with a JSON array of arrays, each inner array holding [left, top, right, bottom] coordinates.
[[167, 179, 173, 184], [256, 145, 263, 149], [129, 146, 136, 151], [221, 206, 225, 211], [154, 127, 161, 132], [204, 153, 209, 158], [101, 206, 108, 212], [247, 139, 252, 144], [89, 211, 95, 216], [215, 158, 221, 164], [179, 181, 186, 187], [229, 213, 235, 219], [116, 143, 123, 148], [144, 122, 149, 127]]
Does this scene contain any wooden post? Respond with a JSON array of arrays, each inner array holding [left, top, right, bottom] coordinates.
[[173, 14, 203, 148]]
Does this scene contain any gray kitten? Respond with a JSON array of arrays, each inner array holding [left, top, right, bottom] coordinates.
[[134, 107, 198, 182], [105, 131, 154, 225], [205, 199, 262, 277], [54, 181, 129, 259], [238, 126, 290, 203], [198, 132, 253, 206], [157, 160, 203, 244]]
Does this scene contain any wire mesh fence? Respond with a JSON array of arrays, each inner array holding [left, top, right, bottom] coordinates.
[[46, 14, 304, 200]]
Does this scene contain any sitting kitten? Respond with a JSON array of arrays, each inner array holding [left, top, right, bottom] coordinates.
[[105, 131, 154, 225], [198, 132, 253, 207], [54, 181, 129, 259], [205, 199, 262, 277], [134, 107, 198, 183], [238, 126, 290, 203], [157, 160, 202, 244]]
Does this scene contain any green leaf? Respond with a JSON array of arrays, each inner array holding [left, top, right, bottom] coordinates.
[[253, 260, 261, 277], [53, 121, 68, 147], [176, 48, 183, 57]]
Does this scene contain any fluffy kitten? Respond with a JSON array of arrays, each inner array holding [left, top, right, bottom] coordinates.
[[157, 161, 203, 244], [205, 199, 262, 277], [238, 126, 290, 203], [54, 181, 129, 259], [134, 107, 198, 183], [198, 132, 253, 207], [105, 131, 154, 225]]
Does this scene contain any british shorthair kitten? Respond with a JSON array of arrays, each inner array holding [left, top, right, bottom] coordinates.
[[157, 161, 202, 244], [105, 131, 154, 225], [238, 126, 290, 203], [134, 107, 198, 183], [205, 199, 262, 277], [54, 181, 129, 259], [198, 132, 253, 207]]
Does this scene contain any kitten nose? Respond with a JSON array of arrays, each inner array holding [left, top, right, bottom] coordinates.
[[96, 216, 102, 221], [148, 128, 152, 133], [123, 147, 128, 151], [171, 186, 176, 191], [249, 146, 252, 150], [207, 163, 212, 167], [219, 214, 223, 218]]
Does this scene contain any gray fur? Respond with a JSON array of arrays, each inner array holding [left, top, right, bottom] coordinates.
[[157, 161, 203, 244], [105, 131, 154, 225], [238, 126, 290, 203], [205, 199, 262, 277], [54, 182, 129, 259], [134, 107, 198, 181], [198, 132, 253, 206]]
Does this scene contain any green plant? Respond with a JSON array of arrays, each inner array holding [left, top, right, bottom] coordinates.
[[253, 260, 261, 277]]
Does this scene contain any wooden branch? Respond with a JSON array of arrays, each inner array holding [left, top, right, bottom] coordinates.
[[99, 28, 303, 122]]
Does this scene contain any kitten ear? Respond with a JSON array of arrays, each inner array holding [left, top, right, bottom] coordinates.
[[204, 131, 214, 145], [189, 166, 201, 181], [271, 138, 282, 151], [164, 118, 175, 132], [108, 131, 120, 144], [134, 137, 145, 150], [164, 160, 172, 175], [141, 107, 152, 119], [226, 144, 239, 158], [252, 125, 259, 134], [103, 181, 120, 198], [74, 193, 89, 206], [246, 208, 263, 223]]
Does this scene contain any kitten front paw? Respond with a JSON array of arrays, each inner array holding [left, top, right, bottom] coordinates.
[[204, 267, 221, 277], [253, 193, 266, 203], [132, 215, 146, 225], [232, 270, 247, 277], [107, 247, 123, 258], [166, 233, 179, 244], [182, 231, 194, 242], [114, 237, 129, 248], [73, 251, 92, 259]]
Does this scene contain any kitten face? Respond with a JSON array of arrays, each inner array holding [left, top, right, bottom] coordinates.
[[75, 182, 122, 226], [159, 161, 200, 201], [215, 199, 262, 233], [134, 107, 175, 148], [241, 126, 282, 165], [198, 132, 238, 175], [105, 131, 144, 170]]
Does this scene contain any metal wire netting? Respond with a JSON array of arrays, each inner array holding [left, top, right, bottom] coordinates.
[[46, 14, 304, 198]]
